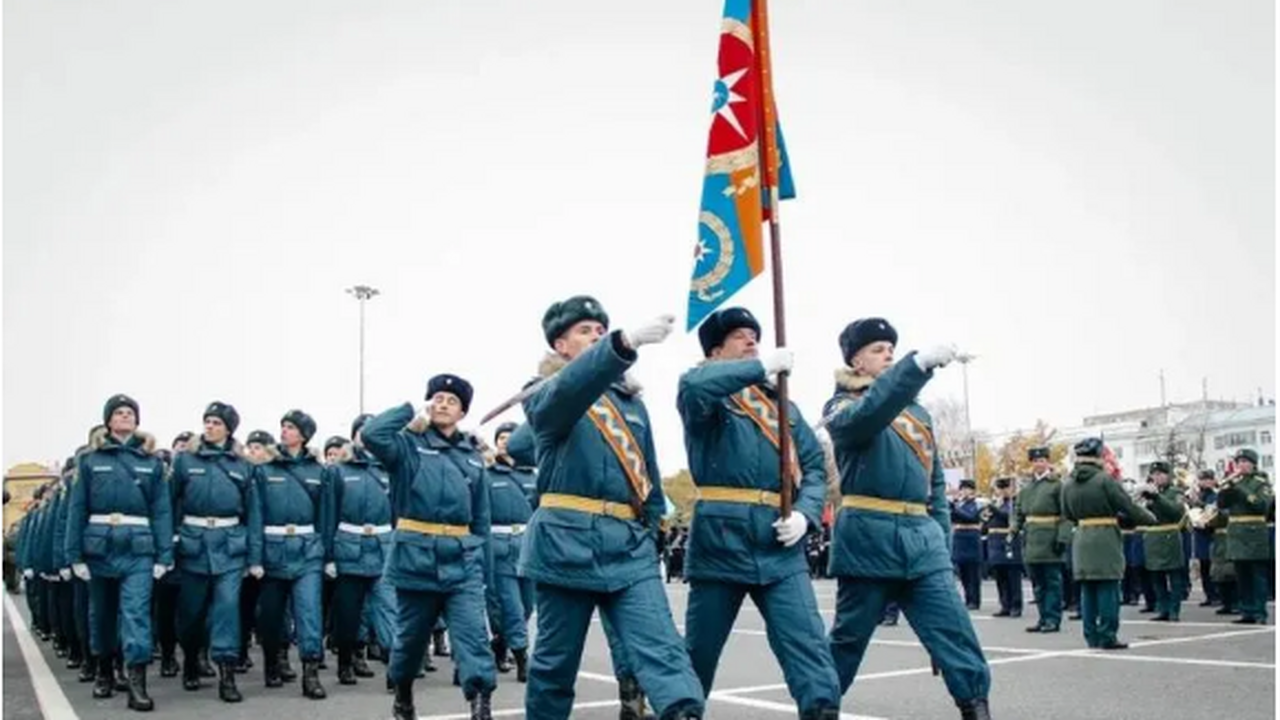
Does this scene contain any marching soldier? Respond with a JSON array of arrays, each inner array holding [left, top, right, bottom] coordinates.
[[65, 394, 173, 711], [324, 436, 349, 465], [984, 478, 1023, 618], [487, 422, 536, 682], [1015, 446, 1071, 634], [171, 401, 262, 702], [1216, 448, 1274, 625], [324, 414, 395, 686], [951, 479, 983, 610], [153, 436, 192, 680], [1136, 461, 1186, 622], [678, 307, 840, 719], [1190, 470, 1221, 606], [361, 374, 497, 720], [518, 296, 704, 720], [254, 410, 330, 699], [822, 318, 991, 720], [236, 429, 276, 674], [1060, 437, 1155, 649]]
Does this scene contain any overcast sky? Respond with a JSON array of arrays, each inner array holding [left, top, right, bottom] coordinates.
[[4, 0, 1274, 474]]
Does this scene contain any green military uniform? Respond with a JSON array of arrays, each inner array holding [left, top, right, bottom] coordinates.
[[1216, 452, 1274, 624], [1014, 470, 1072, 632], [1060, 441, 1156, 649], [1206, 510, 1237, 613], [1140, 475, 1187, 621]]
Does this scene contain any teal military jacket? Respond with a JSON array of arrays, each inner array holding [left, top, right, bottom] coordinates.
[[517, 333, 666, 593], [324, 447, 393, 577], [254, 446, 329, 580], [678, 358, 827, 585], [822, 357, 951, 580], [486, 460, 535, 579], [172, 438, 263, 576]]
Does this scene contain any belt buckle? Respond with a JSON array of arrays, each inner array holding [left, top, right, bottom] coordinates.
[[362, 524, 374, 536], [109, 512, 122, 526], [601, 501, 618, 517], [285, 524, 296, 537], [206, 517, 217, 529]]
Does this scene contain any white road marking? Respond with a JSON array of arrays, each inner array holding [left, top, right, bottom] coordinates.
[[417, 698, 621, 719], [4, 592, 80, 720], [1069, 653, 1275, 670]]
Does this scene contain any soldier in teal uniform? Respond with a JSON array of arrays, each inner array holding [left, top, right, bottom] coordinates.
[[65, 394, 173, 711], [519, 296, 704, 720], [361, 374, 497, 720], [1015, 446, 1071, 633], [822, 318, 991, 720], [486, 422, 536, 683], [1060, 437, 1156, 649], [253, 410, 330, 700], [984, 478, 1022, 618], [1217, 448, 1274, 624], [1136, 461, 1186, 622], [951, 480, 983, 610], [237, 429, 276, 674], [678, 307, 840, 719]]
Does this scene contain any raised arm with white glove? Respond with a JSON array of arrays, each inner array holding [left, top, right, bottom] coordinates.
[[761, 348, 795, 377], [622, 314, 676, 350], [915, 344, 959, 372]]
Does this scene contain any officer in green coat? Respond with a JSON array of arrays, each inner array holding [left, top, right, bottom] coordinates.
[[1014, 447, 1072, 633], [1217, 448, 1274, 625], [1136, 461, 1187, 621], [1060, 437, 1156, 649]]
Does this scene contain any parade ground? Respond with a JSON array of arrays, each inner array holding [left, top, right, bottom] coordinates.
[[3, 579, 1274, 720]]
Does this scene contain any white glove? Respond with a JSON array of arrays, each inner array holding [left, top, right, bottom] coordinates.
[[324, 562, 337, 579], [248, 565, 265, 579], [773, 512, 809, 547], [22, 569, 33, 580], [761, 348, 794, 377], [72, 563, 91, 581], [59, 568, 72, 581], [152, 564, 168, 581], [623, 314, 676, 349], [914, 344, 959, 372]]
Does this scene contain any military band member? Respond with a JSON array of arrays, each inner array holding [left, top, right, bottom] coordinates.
[[65, 394, 173, 711], [1190, 470, 1221, 606], [1060, 437, 1156, 649], [1216, 448, 1273, 625], [1015, 446, 1070, 634], [254, 410, 330, 699], [951, 479, 983, 610], [984, 478, 1023, 618], [171, 402, 262, 702], [518, 296, 704, 720], [678, 307, 840, 719], [362, 374, 497, 720], [1136, 461, 1186, 622], [822, 318, 991, 720]]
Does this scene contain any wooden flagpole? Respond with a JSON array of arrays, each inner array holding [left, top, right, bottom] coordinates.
[[750, 0, 794, 518]]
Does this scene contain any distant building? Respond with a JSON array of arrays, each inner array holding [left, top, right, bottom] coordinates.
[[987, 399, 1276, 480], [4, 462, 59, 533]]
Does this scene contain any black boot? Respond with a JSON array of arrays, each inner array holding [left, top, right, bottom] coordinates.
[[218, 663, 242, 703], [279, 648, 298, 682], [958, 698, 991, 720], [78, 655, 98, 683], [198, 648, 216, 678], [421, 652, 435, 675], [800, 709, 840, 720], [432, 629, 450, 657], [93, 656, 115, 699], [392, 680, 415, 720], [301, 660, 327, 700], [234, 647, 253, 674], [126, 664, 154, 712], [263, 650, 284, 688], [337, 648, 358, 685], [513, 647, 528, 684], [114, 658, 130, 692], [159, 653, 179, 678], [366, 643, 387, 664], [182, 652, 202, 691], [352, 643, 375, 678], [618, 676, 647, 720], [453, 666, 461, 687], [66, 650, 84, 670], [470, 692, 493, 720], [492, 636, 512, 673]]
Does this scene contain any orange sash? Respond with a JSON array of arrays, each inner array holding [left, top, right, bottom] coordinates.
[[586, 395, 653, 504]]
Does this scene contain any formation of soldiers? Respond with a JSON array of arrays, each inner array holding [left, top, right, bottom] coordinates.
[[8, 294, 1275, 720], [948, 447, 1275, 648]]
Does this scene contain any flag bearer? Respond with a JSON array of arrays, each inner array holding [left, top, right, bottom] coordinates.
[[519, 295, 704, 720], [678, 307, 840, 719], [65, 394, 173, 711], [1137, 461, 1186, 622], [822, 318, 991, 720], [487, 422, 536, 682], [951, 480, 984, 610]]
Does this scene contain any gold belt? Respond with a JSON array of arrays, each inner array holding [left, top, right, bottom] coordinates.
[[1079, 518, 1118, 528], [1230, 515, 1267, 524], [541, 493, 637, 521], [840, 495, 928, 516], [952, 523, 981, 530], [395, 518, 470, 537], [697, 486, 781, 508], [1025, 515, 1060, 525], [1142, 523, 1181, 533], [987, 528, 1012, 535]]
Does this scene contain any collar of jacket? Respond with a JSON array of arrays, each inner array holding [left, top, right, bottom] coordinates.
[[193, 437, 245, 459], [267, 444, 321, 465], [833, 366, 875, 395], [537, 349, 644, 397], [96, 431, 156, 455]]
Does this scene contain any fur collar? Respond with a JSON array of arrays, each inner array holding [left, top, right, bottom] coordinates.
[[264, 444, 322, 464], [833, 366, 875, 394], [404, 411, 484, 451], [537, 351, 643, 396], [188, 437, 247, 460], [91, 430, 156, 454]]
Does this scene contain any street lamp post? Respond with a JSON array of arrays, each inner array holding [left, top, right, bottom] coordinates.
[[345, 285, 381, 414], [959, 355, 975, 479]]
